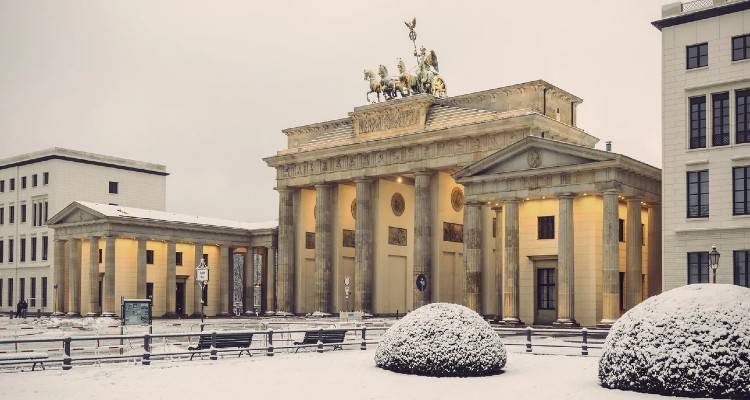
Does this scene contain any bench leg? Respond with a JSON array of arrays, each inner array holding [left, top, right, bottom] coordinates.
[[190, 353, 195, 361], [32, 362, 36, 371], [41, 362, 45, 371]]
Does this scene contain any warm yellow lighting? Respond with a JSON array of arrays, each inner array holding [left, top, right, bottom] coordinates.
[[583, 193, 588, 196], [396, 177, 403, 183]]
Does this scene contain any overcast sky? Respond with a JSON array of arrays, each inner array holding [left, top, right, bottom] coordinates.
[[0, 0, 664, 223]]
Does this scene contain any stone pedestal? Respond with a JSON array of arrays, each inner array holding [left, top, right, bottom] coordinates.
[[413, 170, 433, 309], [354, 178, 374, 314]]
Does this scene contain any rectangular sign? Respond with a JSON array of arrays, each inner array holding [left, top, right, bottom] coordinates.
[[122, 299, 152, 326]]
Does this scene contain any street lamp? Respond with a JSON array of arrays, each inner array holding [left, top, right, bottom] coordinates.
[[709, 244, 720, 284]]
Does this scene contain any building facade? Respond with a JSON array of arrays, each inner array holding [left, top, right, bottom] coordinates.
[[0, 148, 167, 314], [47, 202, 276, 317], [654, 0, 750, 290], [265, 81, 662, 326]]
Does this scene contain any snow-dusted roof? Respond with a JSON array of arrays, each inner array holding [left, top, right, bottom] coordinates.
[[75, 201, 277, 232]]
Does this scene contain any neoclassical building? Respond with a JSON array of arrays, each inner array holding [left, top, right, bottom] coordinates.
[[264, 81, 662, 326]]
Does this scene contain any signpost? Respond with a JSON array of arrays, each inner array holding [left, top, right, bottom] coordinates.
[[195, 258, 210, 325], [344, 275, 351, 312], [121, 299, 152, 326]]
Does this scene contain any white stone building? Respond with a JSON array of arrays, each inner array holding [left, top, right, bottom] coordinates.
[[654, 0, 750, 289], [0, 148, 167, 314]]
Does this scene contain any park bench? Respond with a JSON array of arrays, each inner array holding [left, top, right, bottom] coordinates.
[[0, 351, 49, 371], [293, 329, 347, 352], [188, 332, 253, 360]]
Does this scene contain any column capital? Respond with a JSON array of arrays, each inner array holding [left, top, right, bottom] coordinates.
[[275, 186, 296, 193], [353, 176, 375, 184], [557, 192, 576, 199], [313, 182, 334, 189], [465, 200, 483, 207], [503, 198, 521, 205], [412, 168, 434, 177], [602, 188, 620, 196]]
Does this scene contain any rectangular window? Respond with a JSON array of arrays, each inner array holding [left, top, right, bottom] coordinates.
[[19, 278, 25, 302], [32, 203, 37, 227], [21, 176, 26, 189], [537, 268, 556, 310], [0, 207, 3, 225], [30, 237, 37, 262], [733, 34, 750, 61], [20, 203, 26, 223], [44, 201, 48, 224], [734, 166, 750, 215], [537, 216, 555, 239], [0, 240, 3, 263], [8, 239, 13, 262], [31, 174, 37, 187], [688, 252, 710, 284], [20, 238, 26, 262], [8, 279, 13, 306], [176, 252, 183, 266], [9, 205, 13, 224], [41, 236, 48, 261], [98, 248, 103, 264], [30, 278, 36, 307], [738, 89, 750, 144], [43, 172, 49, 185], [0, 279, 3, 306], [641, 223, 645, 246], [109, 181, 119, 194], [689, 96, 707, 149], [146, 282, 154, 299], [687, 42, 708, 69], [41, 277, 48, 308], [735, 250, 750, 288], [687, 170, 709, 218], [0, 180, 3, 192], [9, 178, 14, 191], [712, 92, 730, 146], [146, 249, 154, 265], [618, 219, 625, 242]]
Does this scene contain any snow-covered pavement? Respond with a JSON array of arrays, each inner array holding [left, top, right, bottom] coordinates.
[[0, 349, 693, 400]]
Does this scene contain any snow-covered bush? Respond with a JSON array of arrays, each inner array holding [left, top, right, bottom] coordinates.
[[374, 303, 506, 377], [599, 284, 750, 398]]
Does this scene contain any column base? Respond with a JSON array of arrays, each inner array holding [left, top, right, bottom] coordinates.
[[310, 311, 332, 317], [65, 312, 81, 318], [100, 312, 116, 318], [162, 312, 178, 319], [552, 318, 579, 328], [498, 317, 525, 327], [244, 311, 259, 317], [52, 312, 66, 317], [84, 312, 100, 317]]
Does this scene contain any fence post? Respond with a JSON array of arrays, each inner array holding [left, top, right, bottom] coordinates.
[[209, 331, 218, 361], [360, 327, 367, 351], [142, 334, 151, 365], [62, 337, 72, 371], [525, 327, 533, 353], [581, 328, 589, 356], [266, 329, 274, 356], [317, 328, 324, 353]]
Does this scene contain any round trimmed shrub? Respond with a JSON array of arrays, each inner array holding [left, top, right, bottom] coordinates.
[[599, 284, 750, 398], [374, 302, 506, 377]]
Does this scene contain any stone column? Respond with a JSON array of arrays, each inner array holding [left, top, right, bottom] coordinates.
[[554, 194, 577, 326], [463, 201, 482, 312], [276, 187, 295, 315], [66, 239, 82, 317], [218, 245, 230, 316], [191, 243, 204, 317], [492, 207, 503, 321], [647, 203, 662, 298], [86, 236, 100, 316], [244, 248, 255, 315], [164, 241, 177, 318], [413, 170, 433, 309], [53, 239, 67, 315], [354, 177, 374, 314], [502, 199, 523, 325], [102, 235, 116, 317], [600, 190, 620, 326], [625, 197, 643, 310], [265, 247, 276, 314], [314, 183, 334, 314], [136, 238, 147, 299]]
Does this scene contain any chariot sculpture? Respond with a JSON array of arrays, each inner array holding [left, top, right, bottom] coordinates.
[[364, 18, 447, 103]]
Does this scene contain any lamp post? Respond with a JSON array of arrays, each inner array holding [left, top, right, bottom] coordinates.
[[709, 244, 720, 284]]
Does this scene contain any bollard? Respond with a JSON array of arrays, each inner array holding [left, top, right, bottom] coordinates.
[[525, 327, 533, 353], [266, 329, 274, 356], [317, 328, 324, 353], [360, 327, 367, 351], [209, 331, 218, 360], [581, 328, 589, 356], [142, 334, 151, 365], [62, 337, 72, 371]]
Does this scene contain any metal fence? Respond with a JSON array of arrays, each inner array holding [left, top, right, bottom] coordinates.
[[494, 326, 609, 356]]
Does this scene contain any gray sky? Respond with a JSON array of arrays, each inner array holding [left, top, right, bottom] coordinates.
[[0, 0, 664, 223]]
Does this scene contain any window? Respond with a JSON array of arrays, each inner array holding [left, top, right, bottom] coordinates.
[[98, 248, 103, 263], [0, 240, 3, 263], [30, 278, 36, 307], [687, 170, 709, 218], [0, 180, 3, 192], [737, 89, 750, 144], [735, 251, 750, 288], [146, 250, 154, 265], [20, 176, 26, 189], [32, 203, 37, 227], [8, 279, 13, 306], [19, 278, 25, 302], [0, 207, 3, 225], [44, 201, 48, 224], [641, 223, 645, 246], [537, 216, 555, 239], [9, 205, 14, 224], [733, 166, 750, 215], [30, 237, 36, 262], [41, 277, 47, 308], [712, 92, 730, 146], [688, 252, 710, 284], [733, 34, 750, 61], [537, 268, 556, 310], [41, 236, 48, 261], [618, 219, 625, 242], [20, 203, 26, 223], [43, 172, 49, 185], [31, 174, 37, 187], [9, 178, 14, 191], [0, 279, 3, 306], [176, 252, 183, 266], [109, 181, 119, 194], [20, 238, 26, 262], [146, 283, 154, 299], [8, 239, 13, 262], [686, 43, 708, 69], [689, 96, 707, 149]]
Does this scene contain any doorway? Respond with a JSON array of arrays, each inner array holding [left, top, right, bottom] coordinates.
[[535, 264, 557, 325], [175, 282, 186, 316]]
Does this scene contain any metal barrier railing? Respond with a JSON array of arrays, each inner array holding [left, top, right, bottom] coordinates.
[[494, 326, 609, 356]]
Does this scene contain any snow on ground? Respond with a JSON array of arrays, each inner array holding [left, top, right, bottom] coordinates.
[[0, 349, 697, 400]]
